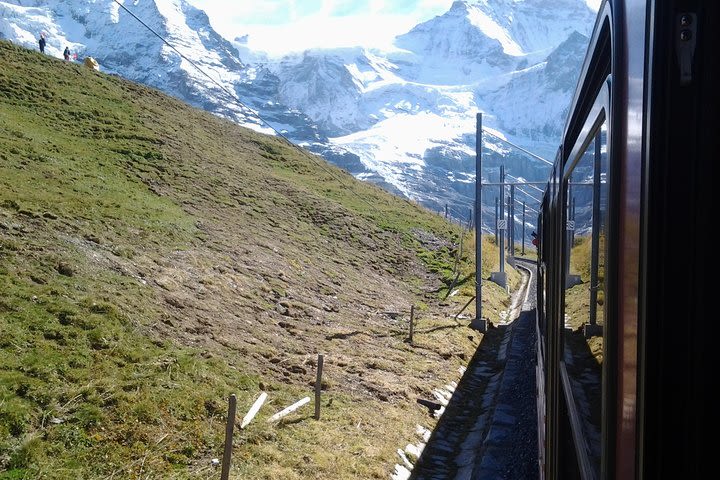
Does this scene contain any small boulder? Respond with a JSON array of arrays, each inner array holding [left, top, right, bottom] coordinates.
[[57, 262, 74, 277]]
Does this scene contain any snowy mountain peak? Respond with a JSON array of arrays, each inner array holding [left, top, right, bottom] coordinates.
[[436, 0, 597, 57], [1, 0, 598, 226], [396, 1, 512, 57], [0, 0, 329, 140]]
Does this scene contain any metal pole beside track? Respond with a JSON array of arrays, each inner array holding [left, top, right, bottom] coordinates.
[[571, 196, 576, 249], [500, 166, 505, 273], [474, 113, 486, 330], [510, 184, 516, 255], [589, 134, 602, 327], [494, 197, 499, 243], [506, 195, 511, 253], [522, 201, 526, 255], [489, 168, 507, 289], [314, 354, 324, 420], [565, 176, 572, 280]]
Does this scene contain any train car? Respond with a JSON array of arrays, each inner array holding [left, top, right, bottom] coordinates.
[[536, 0, 718, 478]]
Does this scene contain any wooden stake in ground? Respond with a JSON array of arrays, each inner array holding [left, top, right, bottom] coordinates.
[[267, 397, 311, 423], [221, 394, 237, 480], [315, 354, 324, 420], [408, 305, 415, 344], [240, 392, 267, 429]]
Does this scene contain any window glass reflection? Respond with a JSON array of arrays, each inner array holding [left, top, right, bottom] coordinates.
[[562, 123, 607, 477]]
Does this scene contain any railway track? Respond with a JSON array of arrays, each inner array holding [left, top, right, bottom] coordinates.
[[409, 258, 538, 480]]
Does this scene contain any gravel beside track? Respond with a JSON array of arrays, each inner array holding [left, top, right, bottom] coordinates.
[[411, 259, 539, 480]]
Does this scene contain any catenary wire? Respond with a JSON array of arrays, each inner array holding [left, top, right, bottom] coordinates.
[[111, 0, 385, 212], [112, 0, 551, 224]]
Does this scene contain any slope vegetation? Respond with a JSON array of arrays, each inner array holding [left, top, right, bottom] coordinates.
[[0, 41, 513, 479]]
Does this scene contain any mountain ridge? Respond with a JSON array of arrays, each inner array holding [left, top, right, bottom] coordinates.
[[0, 0, 597, 230]]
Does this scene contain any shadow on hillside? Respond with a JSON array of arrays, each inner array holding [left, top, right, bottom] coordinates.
[[325, 330, 364, 340], [325, 320, 470, 342], [454, 272, 475, 289], [277, 414, 312, 427], [438, 272, 476, 297], [415, 323, 466, 335]]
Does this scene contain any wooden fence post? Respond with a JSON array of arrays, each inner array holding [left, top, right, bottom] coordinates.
[[315, 354, 324, 420], [409, 305, 415, 344], [221, 394, 237, 480]]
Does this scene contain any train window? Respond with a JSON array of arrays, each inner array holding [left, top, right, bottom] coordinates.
[[562, 121, 607, 477]]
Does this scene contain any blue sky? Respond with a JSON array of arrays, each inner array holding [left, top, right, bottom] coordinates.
[[185, 0, 454, 55]]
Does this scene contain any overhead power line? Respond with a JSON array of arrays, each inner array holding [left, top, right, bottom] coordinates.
[[110, 0, 381, 212], [482, 128, 554, 165], [505, 174, 545, 194], [112, 0, 550, 223], [112, 0, 257, 123]]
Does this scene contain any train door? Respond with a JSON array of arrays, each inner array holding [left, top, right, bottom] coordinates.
[[639, 0, 720, 477]]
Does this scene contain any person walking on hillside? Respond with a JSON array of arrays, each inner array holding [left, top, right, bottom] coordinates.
[[38, 33, 46, 53], [63, 46, 70, 61]]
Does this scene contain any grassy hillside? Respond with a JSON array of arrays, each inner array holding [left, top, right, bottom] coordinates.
[[0, 41, 515, 479]]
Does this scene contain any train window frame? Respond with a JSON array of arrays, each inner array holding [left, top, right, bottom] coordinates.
[[559, 78, 611, 480]]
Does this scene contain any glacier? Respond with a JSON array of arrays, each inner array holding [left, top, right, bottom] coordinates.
[[0, 0, 598, 232]]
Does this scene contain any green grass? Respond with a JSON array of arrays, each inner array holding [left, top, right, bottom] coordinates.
[[566, 234, 605, 328], [0, 270, 260, 478], [564, 234, 605, 365], [0, 40, 516, 478], [434, 233, 522, 323]]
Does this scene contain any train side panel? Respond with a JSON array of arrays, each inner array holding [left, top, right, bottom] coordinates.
[[536, 0, 717, 478]]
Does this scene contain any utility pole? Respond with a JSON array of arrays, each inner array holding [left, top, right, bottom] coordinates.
[[522, 201, 526, 255], [510, 184, 515, 256], [500, 167, 505, 272], [490, 166, 507, 289], [589, 134, 602, 329], [506, 194, 511, 253], [494, 197, 499, 243], [474, 113, 486, 331]]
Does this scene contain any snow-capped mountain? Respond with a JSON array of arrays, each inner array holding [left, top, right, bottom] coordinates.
[[0, 0, 598, 232], [264, 0, 597, 222], [0, 0, 323, 142]]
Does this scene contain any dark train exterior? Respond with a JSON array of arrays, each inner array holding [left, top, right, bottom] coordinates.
[[535, 0, 718, 478]]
